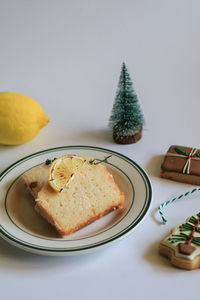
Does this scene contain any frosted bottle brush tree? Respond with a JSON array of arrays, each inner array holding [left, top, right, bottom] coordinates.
[[109, 63, 144, 144]]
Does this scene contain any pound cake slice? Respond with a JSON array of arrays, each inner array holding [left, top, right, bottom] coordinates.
[[23, 158, 124, 236], [23, 164, 49, 198]]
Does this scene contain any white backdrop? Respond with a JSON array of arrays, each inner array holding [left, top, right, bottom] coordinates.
[[0, 1, 200, 299]]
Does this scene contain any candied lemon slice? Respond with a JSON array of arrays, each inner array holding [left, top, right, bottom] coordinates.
[[48, 155, 86, 192]]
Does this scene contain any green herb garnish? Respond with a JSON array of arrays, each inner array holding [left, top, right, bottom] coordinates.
[[174, 147, 188, 156], [45, 157, 57, 165], [89, 155, 112, 165], [174, 146, 200, 158]]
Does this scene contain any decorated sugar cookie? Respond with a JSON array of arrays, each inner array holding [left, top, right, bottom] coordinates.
[[159, 213, 200, 270], [160, 145, 200, 185]]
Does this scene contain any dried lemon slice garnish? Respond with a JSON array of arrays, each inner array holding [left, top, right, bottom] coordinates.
[[48, 155, 87, 192]]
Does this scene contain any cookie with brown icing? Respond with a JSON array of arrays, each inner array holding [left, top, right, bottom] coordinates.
[[160, 145, 200, 185]]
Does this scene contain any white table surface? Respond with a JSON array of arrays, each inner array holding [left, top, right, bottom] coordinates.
[[0, 0, 200, 299]]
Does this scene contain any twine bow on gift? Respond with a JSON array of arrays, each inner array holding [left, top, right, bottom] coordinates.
[[182, 148, 198, 174], [167, 147, 200, 175]]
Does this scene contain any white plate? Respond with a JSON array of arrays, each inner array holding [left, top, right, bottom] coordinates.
[[0, 145, 152, 256]]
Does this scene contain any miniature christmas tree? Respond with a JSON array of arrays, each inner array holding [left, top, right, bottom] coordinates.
[[109, 63, 144, 144]]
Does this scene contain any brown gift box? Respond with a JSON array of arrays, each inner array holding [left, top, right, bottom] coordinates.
[[160, 145, 200, 185]]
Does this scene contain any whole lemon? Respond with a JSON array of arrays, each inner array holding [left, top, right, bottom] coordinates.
[[0, 92, 49, 145]]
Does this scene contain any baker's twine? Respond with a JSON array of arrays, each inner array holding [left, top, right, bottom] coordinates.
[[166, 148, 198, 174], [158, 187, 200, 224]]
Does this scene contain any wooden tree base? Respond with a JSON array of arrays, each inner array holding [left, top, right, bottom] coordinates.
[[113, 130, 142, 144]]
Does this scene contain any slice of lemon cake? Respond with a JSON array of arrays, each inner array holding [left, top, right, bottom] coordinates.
[[23, 164, 49, 198], [23, 155, 124, 236]]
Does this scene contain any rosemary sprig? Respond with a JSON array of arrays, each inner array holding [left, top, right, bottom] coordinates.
[[174, 147, 188, 156], [45, 157, 57, 165], [89, 155, 112, 165], [174, 146, 200, 158]]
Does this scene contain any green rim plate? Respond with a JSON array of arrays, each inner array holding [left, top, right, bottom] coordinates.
[[0, 145, 152, 256]]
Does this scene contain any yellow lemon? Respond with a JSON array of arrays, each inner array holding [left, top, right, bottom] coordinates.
[[48, 155, 89, 192], [0, 92, 49, 145]]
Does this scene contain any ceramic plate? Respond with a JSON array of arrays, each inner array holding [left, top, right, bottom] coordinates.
[[0, 145, 152, 256]]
